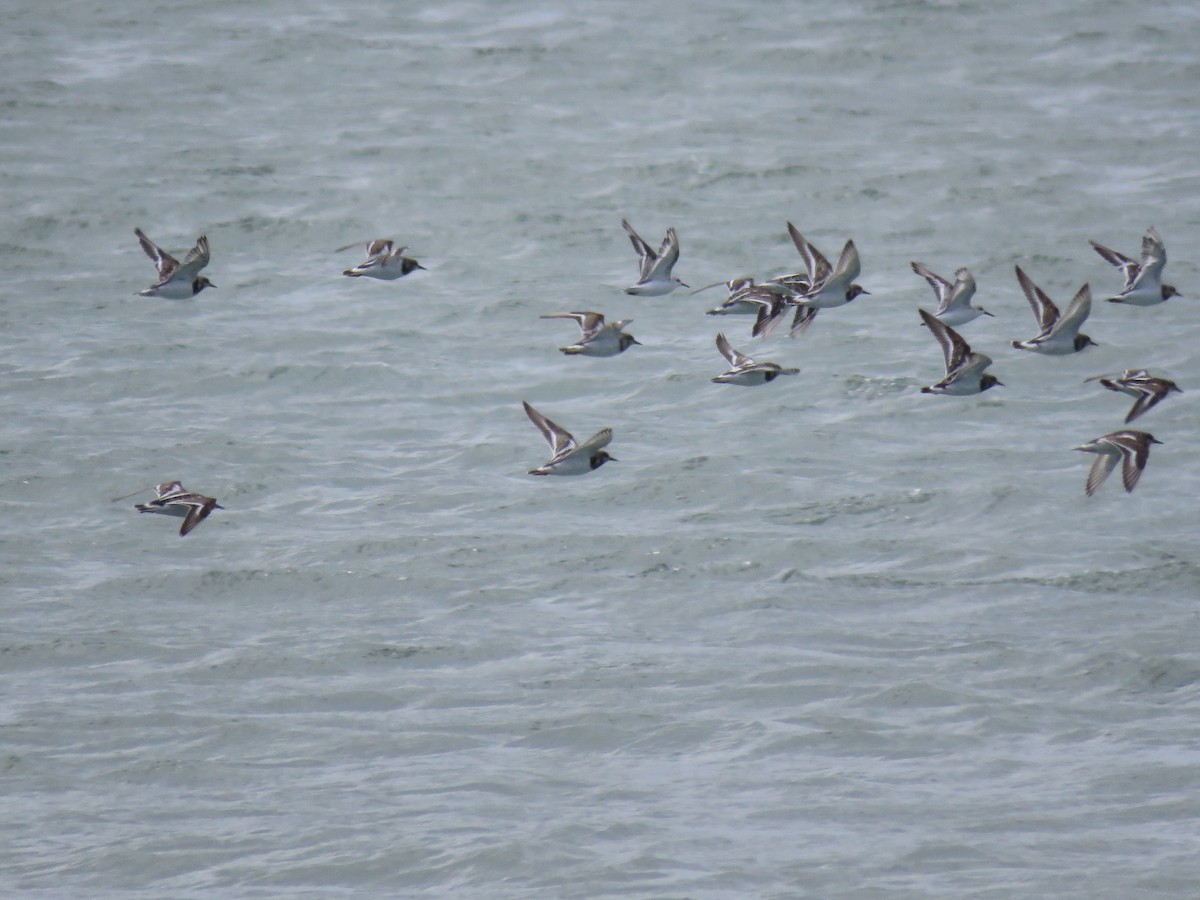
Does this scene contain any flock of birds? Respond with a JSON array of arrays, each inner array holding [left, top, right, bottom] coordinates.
[[124, 219, 1184, 534], [124, 233, 424, 534], [526, 219, 1183, 493]]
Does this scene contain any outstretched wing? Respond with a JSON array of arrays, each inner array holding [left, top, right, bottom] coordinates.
[[911, 261, 953, 307], [174, 235, 210, 280], [918, 307, 971, 373], [715, 332, 753, 369], [135, 228, 180, 280], [178, 495, 220, 536], [787, 223, 832, 287], [622, 219, 658, 281], [1125, 382, 1164, 423], [1127, 227, 1167, 290], [541, 311, 606, 338], [767, 273, 812, 295], [1112, 432, 1152, 493], [336, 239, 393, 255], [154, 480, 186, 499], [1085, 452, 1119, 497], [1048, 284, 1091, 339], [732, 284, 790, 314], [827, 239, 861, 288], [1089, 239, 1139, 291], [523, 401, 575, 457], [573, 427, 613, 459], [945, 268, 978, 312], [955, 352, 994, 383], [1015, 265, 1060, 334], [752, 295, 790, 338], [1123, 374, 1179, 423], [788, 304, 819, 338], [644, 227, 681, 282], [1143, 226, 1167, 266]]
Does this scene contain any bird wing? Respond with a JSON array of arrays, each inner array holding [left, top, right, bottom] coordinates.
[[644, 227, 681, 281], [1048, 284, 1091, 339], [622, 219, 658, 280], [1124, 377, 1177, 423], [738, 285, 789, 310], [154, 480, 186, 499], [135, 228, 180, 280], [1143, 227, 1167, 265], [944, 268, 977, 312], [1089, 239, 1139, 290], [715, 332, 753, 368], [919, 307, 971, 373], [336, 239, 393, 255], [827, 239, 861, 288], [788, 304, 819, 337], [911, 261, 953, 308], [174, 235, 210, 280], [787, 223, 832, 287], [767, 273, 812, 295], [954, 352, 994, 383], [572, 427, 613, 459], [1128, 228, 1167, 289], [541, 311, 606, 338], [1113, 432, 1151, 493], [523, 401, 575, 458], [1015, 266, 1060, 334], [1085, 451, 1119, 497], [752, 295, 791, 338], [178, 495, 219, 536]]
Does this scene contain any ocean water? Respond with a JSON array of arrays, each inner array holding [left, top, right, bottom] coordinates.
[[3, 0, 1200, 895]]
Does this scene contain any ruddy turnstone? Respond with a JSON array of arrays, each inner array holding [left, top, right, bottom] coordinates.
[[134, 228, 215, 299], [911, 261, 992, 325], [755, 224, 868, 338], [1073, 430, 1160, 496], [1085, 369, 1181, 423], [918, 308, 1002, 395], [711, 332, 799, 385], [764, 271, 813, 296], [339, 239, 425, 280], [692, 277, 757, 297], [540, 311, 640, 356], [695, 278, 796, 320], [523, 401, 616, 475], [133, 481, 223, 535], [1011, 267, 1096, 354], [1089, 226, 1180, 305], [621, 219, 687, 295], [693, 277, 757, 314]]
